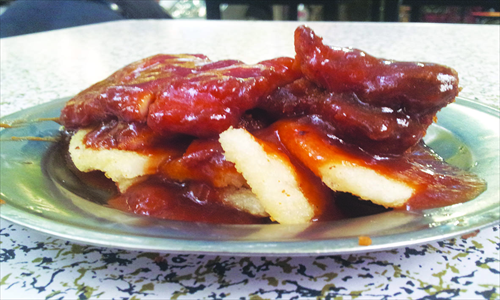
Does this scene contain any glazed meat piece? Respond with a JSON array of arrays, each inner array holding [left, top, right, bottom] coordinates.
[[159, 138, 247, 188], [294, 25, 459, 114], [83, 119, 175, 151], [147, 57, 300, 137], [260, 25, 461, 155], [60, 54, 210, 128], [261, 78, 432, 154], [60, 54, 301, 138]]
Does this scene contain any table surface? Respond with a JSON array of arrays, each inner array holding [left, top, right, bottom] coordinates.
[[1, 20, 499, 299]]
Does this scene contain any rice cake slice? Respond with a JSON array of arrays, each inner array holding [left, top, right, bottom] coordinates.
[[70, 128, 268, 217], [276, 121, 415, 208], [219, 127, 315, 224], [69, 129, 180, 192], [221, 186, 268, 217]]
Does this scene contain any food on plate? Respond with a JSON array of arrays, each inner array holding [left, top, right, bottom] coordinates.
[[60, 54, 300, 137], [59, 25, 486, 224], [220, 127, 322, 224], [254, 116, 486, 210], [263, 26, 460, 155], [68, 126, 183, 192]]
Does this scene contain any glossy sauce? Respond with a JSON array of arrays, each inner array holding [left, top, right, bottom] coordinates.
[[82, 114, 486, 224], [159, 139, 246, 188], [252, 126, 346, 222], [271, 116, 487, 210], [261, 78, 434, 155], [83, 119, 178, 151], [108, 178, 268, 224]]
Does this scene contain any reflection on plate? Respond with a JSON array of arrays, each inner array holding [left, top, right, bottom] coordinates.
[[0, 97, 499, 256]]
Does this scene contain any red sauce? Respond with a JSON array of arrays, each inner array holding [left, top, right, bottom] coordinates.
[[252, 126, 346, 222], [83, 119, 179, 151], [78, 115, 486, 224], [261, 78, 435, 155], [159, 138, 246, 188], [271, 116, 486, 210], [108, 178, 268, 224]]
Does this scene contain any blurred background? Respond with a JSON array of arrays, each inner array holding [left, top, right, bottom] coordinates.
[[160, 0, 500, 23], [1, 0, 499, 38]]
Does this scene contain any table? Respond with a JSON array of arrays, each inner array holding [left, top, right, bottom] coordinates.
[[1, 20, 499, 299]]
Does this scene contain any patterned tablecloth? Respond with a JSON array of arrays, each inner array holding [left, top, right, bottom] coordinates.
[[1, 20, 499, 299]]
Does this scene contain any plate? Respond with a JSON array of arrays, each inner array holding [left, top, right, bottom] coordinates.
[[0, 97, 499, 256]]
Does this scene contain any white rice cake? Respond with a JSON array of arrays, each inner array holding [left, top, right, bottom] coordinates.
[[69, 129, 268, 217], [221, 187, 268, 217], [219, 127, 315, 224], [68, 129, 175, 192], [278, 124, 415, 208]]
